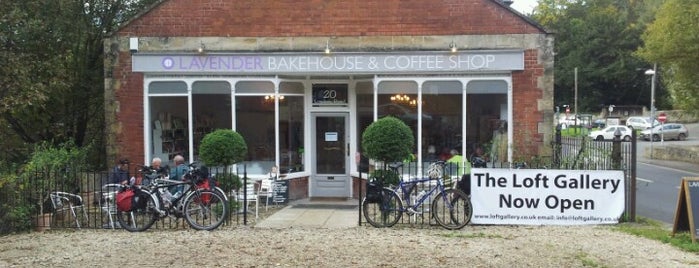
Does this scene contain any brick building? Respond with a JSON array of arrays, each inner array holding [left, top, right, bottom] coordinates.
[[105, 0, 554, 199]]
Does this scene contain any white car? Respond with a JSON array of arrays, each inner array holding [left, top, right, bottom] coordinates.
[[625, 116, 659, 129], [588, 125, 632, 141]]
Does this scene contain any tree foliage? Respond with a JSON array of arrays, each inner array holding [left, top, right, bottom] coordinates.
[[532, 0, 666, 113], [361, 116, 414, 163], [637, 0, 699, 110], [198, 129, 248, 167], [0, 0, 159, 167]]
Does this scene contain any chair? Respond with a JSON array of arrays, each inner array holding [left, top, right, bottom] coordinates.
[[258, 178, 275, 211], [49, 192, 88, 228], [236, 182, 259, 219], [101, 184, 123, 229]]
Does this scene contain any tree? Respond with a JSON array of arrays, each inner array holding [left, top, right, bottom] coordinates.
[[198, 129, 248, 167], [198, 129, 247, 193], [532, 0, 665, 112], [361, 117, 414, 185], [0, 0, 159, 167], [637, 0, 699, 110]]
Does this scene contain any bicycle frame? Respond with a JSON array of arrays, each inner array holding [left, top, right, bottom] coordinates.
[[391, 176, 448, 213]]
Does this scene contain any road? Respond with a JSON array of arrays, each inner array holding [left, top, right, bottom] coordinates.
[[635, 122, 699, 224]]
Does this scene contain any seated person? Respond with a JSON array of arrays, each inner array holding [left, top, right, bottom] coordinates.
[[107, 158, 130, 185], [470, 146, 488, 168], [141, 157, 168, 185], [168, 155, 189, 196], [424, 145, 439, 162]]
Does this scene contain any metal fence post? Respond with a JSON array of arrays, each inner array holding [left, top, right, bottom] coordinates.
[[612, 129, 622, 170], [554, 125, 562, 169]]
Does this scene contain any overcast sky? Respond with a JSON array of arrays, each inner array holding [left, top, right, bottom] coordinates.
[[509, 0, 538, 14]]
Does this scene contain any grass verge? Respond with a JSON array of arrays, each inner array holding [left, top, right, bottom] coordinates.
[[615, 217, 699, 253]]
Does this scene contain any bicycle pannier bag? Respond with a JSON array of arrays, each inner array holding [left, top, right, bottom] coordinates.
[[196, 179, 212, 205], [116, 188, 135, 212], [131, 188, 149, 211], [457, 174, 471, 196], [365, 181, 383, 203]]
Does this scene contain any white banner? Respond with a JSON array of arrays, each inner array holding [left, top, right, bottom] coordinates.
[[470, 168, 625, 225]]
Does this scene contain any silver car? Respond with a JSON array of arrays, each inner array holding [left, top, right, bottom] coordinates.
[[640, 123, 689, 141]]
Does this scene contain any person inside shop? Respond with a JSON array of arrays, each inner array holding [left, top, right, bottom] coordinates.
[[107, 158, 130, 185], [447, 149, 471, 177], [424, 145, 439, 162], [470, 145, 488, 168], [438, 147, 453, 161]]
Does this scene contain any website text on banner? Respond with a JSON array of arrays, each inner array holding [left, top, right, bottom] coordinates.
[[470, 169, 625, 225]]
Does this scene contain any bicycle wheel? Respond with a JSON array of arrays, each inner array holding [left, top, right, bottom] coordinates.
[[362, 188, 402, 228], [183, 189, 228, 230], [431, 188, 471, 230], [116, 194, 158, 232]]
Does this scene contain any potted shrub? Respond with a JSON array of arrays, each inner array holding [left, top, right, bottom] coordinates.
[[198, 129, 247, 193], [361, 116, 414, 186]]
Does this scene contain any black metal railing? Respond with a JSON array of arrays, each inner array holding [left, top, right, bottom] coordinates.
[[1, 164, 263, 232]]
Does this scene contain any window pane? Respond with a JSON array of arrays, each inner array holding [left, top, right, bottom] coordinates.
[[356, 81, 373, 173], [236, 96, 275, 175], [150, 96, 189, 165], [377, 81, 418, 175], [466, 80, 508, 165], [422, 81, 463, 164], [192, 81, 232, 162], [279, 95, 304, 174], [236, 81, 274, 94], [149, 81, 187, 94]]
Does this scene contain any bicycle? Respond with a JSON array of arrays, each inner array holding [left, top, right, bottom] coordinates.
[[137, 163, 229, 201], [116, 162, 229, 231], [362, 161, 472, 230]]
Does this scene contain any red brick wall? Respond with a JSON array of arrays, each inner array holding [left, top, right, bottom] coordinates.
[[512, 49, 544, 157], [111, 51, 145, 164], [108, 0, 550, 168], [287, 177, 309, 200], [119, 0, 543, 37]]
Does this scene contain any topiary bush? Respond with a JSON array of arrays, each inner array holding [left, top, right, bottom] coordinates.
[[361, 116, 414, 185], [198, 129, 248, 167]]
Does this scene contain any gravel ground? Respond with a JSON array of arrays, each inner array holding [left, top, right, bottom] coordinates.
[[1, 223, 699, 267]]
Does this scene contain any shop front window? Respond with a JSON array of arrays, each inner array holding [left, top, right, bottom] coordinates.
[[466, 80, 508, 165], [236, 81, 275, 176], [279, 82, 304, 175], [355, 81, 373, 173], [423, 81, 464, 178], [192, 81, 232, 162], [148, 81, 189, 165], [378, 81, 418, 175], [422, 81, 463, 162]]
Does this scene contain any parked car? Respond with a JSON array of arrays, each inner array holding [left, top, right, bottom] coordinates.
[[625, 116, 660, 129], [591, 119, 606, 128], [588, 125, 632, 141], [640, 123, 689, 141]]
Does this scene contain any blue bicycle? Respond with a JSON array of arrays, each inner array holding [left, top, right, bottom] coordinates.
[[362, 161, 472, 229]]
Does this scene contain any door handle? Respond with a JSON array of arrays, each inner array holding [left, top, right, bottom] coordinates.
[[347, 143, 350, 156]]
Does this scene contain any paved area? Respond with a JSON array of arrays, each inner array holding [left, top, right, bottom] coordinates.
[[255, 198, 361, 229]]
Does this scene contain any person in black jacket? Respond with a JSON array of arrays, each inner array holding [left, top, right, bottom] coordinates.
[[108, 158, 130, 185]]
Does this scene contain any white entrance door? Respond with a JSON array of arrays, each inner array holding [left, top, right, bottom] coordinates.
[[311, 112, 350, 197]]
